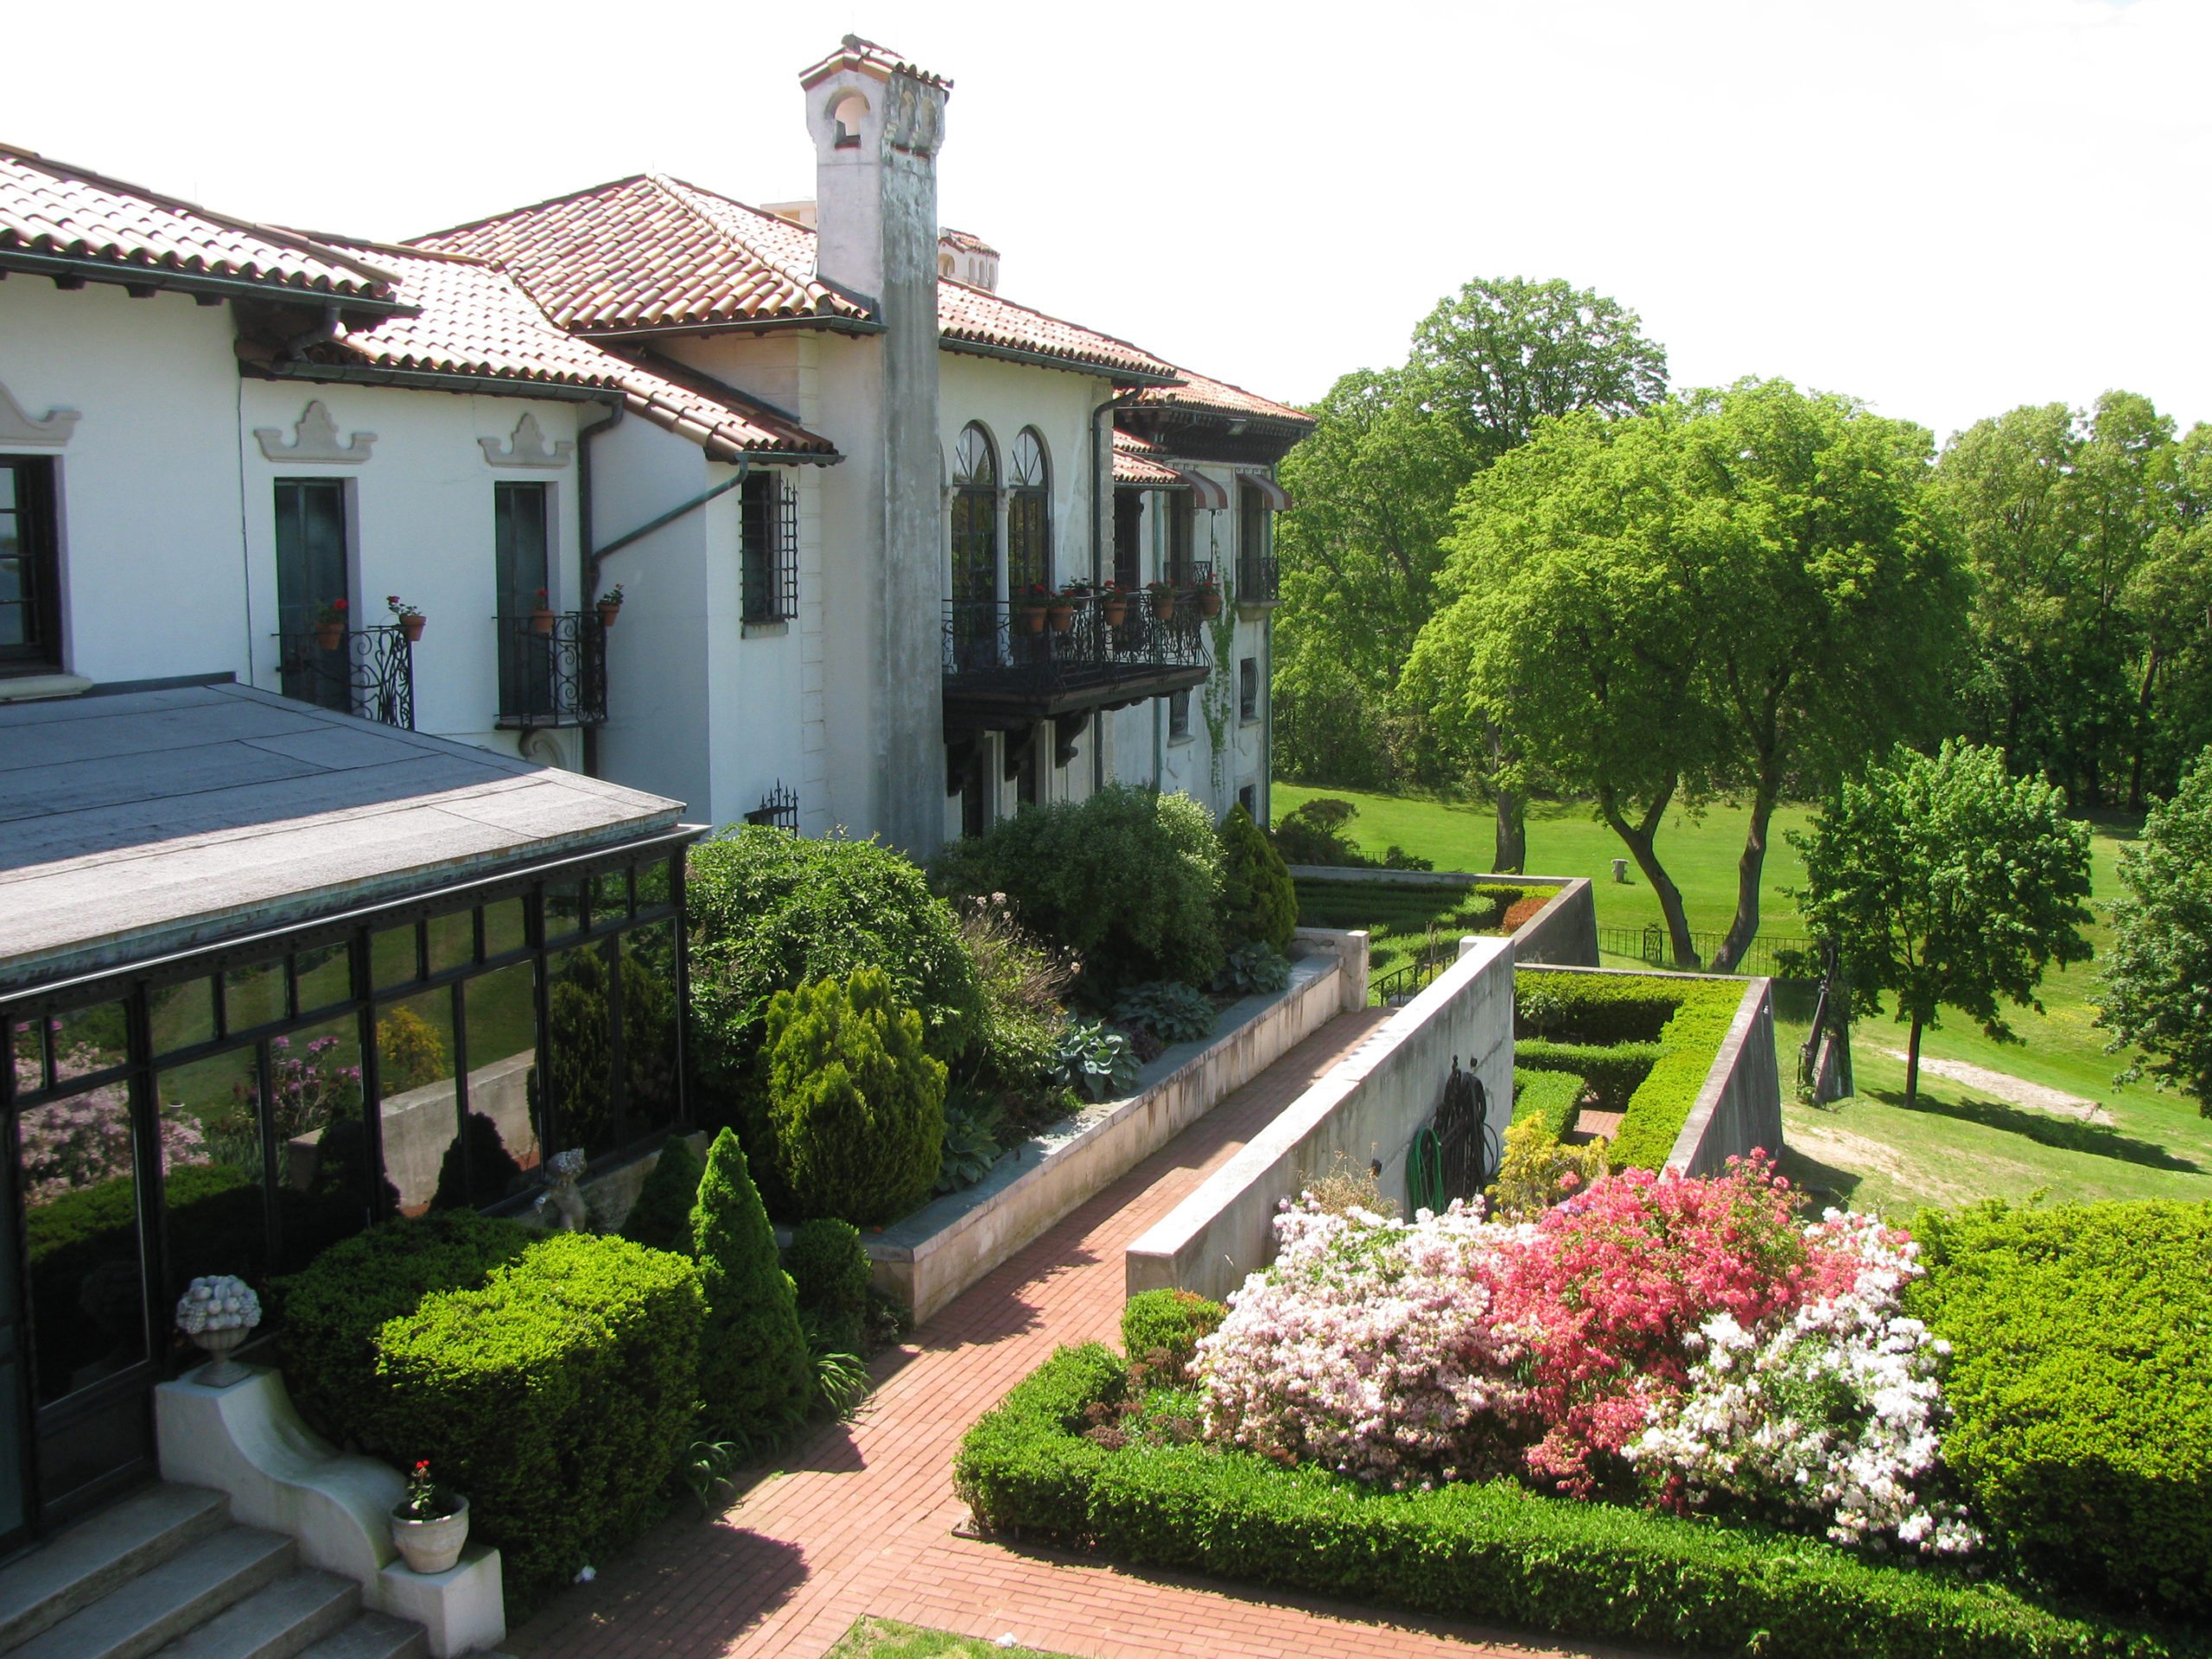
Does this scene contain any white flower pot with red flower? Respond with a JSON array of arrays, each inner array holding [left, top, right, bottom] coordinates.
[[391, 1460, 471, 1574]]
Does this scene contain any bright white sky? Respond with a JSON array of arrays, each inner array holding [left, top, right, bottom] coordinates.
[[13, 0, 2208, 443]]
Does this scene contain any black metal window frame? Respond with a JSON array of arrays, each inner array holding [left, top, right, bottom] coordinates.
[[1239, 656, 1260, 723], [1007, 429, 1050, 595], [0, 828, 698, 1533], [741, 470, 798, 624], [0, 456, 62, 672], [1167, 687, 1192, 740]]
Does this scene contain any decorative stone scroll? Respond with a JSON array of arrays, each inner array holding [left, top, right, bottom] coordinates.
[[255, 400, 376, 463], [479, 412, 573, 469], [0, 379, 79, 447]]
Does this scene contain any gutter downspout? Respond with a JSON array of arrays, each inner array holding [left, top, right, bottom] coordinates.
[[575, 399, 624, 778]]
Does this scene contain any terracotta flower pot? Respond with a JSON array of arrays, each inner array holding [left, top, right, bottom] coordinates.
[[1198, 589, 1223, 619], [1020, 605, 1047, 634], [398, 615, 425, 644], [597, 602, 621, 628], [1150, 591, 1175, 621], [390, 1493, 470, 1575], [530, 608, 556, 637], [1047, 604, 1075, 632], [315, 623, 344, 651], [1102, 601, 1128, 627]]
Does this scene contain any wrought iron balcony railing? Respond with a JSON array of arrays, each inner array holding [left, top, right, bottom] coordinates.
[[1236, 554, 1281, 605], [944, 588, 1209, 688], [276, 625, 415, 729], [497, 612, 607, 729]]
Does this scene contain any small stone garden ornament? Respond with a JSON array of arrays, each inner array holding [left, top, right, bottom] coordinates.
[[390, 1459, 470, 1575], [532, 1148, 588, 1231], [175, 1275, 261, 1386]]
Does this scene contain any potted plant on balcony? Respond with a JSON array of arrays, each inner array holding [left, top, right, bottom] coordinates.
[[530, 588, 556, 636], [1194, 572, 1224, 619], [1049, 580, 1084, 633], [314, 598, 347, 651], [1146, 579, 1176, 621], [390, 1459, 470, 1575], [596, 584, 625, 628], [1019, 582, 1050, 634], [1099, 581, 1130, 627], [385, 594, 426, 643]]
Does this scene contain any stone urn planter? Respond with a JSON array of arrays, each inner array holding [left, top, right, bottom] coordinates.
[[175, 1274, 261, 1387], [391, 1491, 470, 1575]]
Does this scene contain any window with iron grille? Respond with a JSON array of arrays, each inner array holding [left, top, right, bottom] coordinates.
[[741, 471, 798, 623], [1167, 689, 1191, 740], [1239, 657, 1259, 721]]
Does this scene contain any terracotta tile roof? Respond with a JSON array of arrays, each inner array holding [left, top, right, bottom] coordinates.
[[267, 239, 837, 461], [0, 142, 401, 305], [938, 226, 997, 257], [410, 174, 868, 334], [938, 277, 1176, 383], [1111, 429, 1182, 486], [798, 35, 951, 92], [1132, 364, 1314, 428]]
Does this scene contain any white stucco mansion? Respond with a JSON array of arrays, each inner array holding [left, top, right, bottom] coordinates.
[[0, 35, 1312, 857]]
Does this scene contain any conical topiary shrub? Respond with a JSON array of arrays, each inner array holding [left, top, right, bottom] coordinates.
[[764, 967, 946, 1226], [691, 1128, 810, 1443], [1218, 802, 1298, 953], [621, 1135, 705, 1255]]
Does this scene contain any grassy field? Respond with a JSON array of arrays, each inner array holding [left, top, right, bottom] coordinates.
[[1274, 782, 2212, 1218], [825, 1618, 1075, 1659]]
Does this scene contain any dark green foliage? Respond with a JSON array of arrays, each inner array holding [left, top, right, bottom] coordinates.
[[1215, 942, 1292, 996], [931, 784, 1226, 994], [1109, 982, 1218, 1046], [620, 1135, 704, 1255], [2098, 750, 2212, 1111], [1272, 798, 1433, 871], [1047, 1020, 1141, 1103], [1120, 1289, 1225, 1388], [429, 1113, 527, 1213], [690, 1128, 810, 1443], [1908, 1201, 2212, 1620], [1513, 1041, 1661, 1114], [686, 827, 982, 1139], [273, 1211, 531, 1449], [951, 897, 1075, 1097], [374, 1233, 702, 1611], [1511, 1068, 1588, 1142], [785, 1218, 871, 1324], [955, 1347, 2190, 1659], [546, 944, 613, 1153], [936, 1092, 1006, 1195], [1217, 804, 1297, 952], [1512, 970, 1680, 1043], [763, 969, 946, 1224], [1292, 875, 1558, 1001]]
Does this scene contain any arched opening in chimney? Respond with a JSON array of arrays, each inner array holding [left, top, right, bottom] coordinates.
[[831, 92, 868, 149]]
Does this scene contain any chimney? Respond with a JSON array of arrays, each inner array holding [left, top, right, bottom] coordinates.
[[799, 35, 951, 307]]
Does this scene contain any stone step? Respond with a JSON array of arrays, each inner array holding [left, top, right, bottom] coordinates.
[[291, 1613, 427, 1659], [10, 1527, 295, 1659], [150, 1571, 358, 1659], [0, 1486, 231, 1655]]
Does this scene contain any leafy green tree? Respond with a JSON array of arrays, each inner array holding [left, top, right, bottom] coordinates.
[[1791, 741, 2094, 1106], [762, 969, 947, 1225], [691, 1128, 810, 1443], [1216, 803, 1297, 952], [2097, 748, 2212, 1112]]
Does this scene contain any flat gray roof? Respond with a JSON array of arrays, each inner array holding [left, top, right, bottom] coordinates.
[[0, 683, 686, 992]]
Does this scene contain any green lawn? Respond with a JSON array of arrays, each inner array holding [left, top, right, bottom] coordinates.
[[825, 1618, 1076, 1659], [1274, 783, 2212, 1217]]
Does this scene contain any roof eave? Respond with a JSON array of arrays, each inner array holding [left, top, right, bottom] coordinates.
[[938, 334, 1179, 385], [573, 312, 880, 343], [242, 357, 615, 402], [0, 248, 411, 315]]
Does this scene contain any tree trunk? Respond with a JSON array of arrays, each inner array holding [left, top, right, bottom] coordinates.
[[1597, 778, 1699, 968], [1712, 780, 1779, 974], [2128, 646, 2161, 810], [1493, 791, 1526, 874], [1904, 1012, 1924, 1109]]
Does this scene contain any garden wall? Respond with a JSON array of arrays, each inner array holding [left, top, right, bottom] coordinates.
[[1285, 866, 1599, 967], [870, 951, 1346, 1321], [1665, 974, 1782, 1175], [1124, 937, 1515, 1304]]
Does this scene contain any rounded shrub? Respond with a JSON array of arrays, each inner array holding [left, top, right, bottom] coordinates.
[[691, 1128, 811, 1446], [931, 784, 1226, 994], [620, 1135, 705, 1255], [764, 969, 947, 1225], [1110, 981, 1218, 1046], [1217, 803, 1297, 953], [785, 1217, 872, 1354], [1121, 1287, 1225, 1389]]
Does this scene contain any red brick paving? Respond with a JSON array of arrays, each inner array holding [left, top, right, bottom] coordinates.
[[507, 1011, 1621, 1659]]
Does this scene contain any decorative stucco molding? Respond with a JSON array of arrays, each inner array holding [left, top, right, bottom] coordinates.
[[254, 400, 375, 464], [479, 412, 573, 469], [0, 380, 79, 447]]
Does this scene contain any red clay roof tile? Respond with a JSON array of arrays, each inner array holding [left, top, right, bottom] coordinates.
[[1132, 364, 1314, 429]]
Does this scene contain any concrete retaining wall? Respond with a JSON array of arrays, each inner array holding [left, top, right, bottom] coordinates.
[[868, 952, 1345, 1322], [1125, 937, 1515, 1305], [1287, 866, 1599, 969], [1665, 976, 1783, 1175], [1291, 925, 1370, 1010]]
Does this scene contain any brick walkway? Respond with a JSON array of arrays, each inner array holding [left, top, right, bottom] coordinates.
[[508, 1010, 1613, 1659]]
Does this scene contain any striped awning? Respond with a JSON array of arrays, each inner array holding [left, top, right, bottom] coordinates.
[[1238, 472, 1292, 511], [1172, 465, 1230, 512]]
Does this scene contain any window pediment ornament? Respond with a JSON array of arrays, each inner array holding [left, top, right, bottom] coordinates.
[[0, 379, 79, 448], [254, 400, 375, 464], [480, 412, 574, 469]]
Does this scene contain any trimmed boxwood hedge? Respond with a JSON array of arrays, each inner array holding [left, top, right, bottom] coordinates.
[[1514, 1040, 1661, 1114], [953, 1346, 2193, 1659], [1907, 1200, 2212, 1622], [1510, 1067, 1588, 1142]]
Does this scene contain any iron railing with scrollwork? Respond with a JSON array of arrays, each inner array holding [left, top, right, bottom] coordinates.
[[1236, 553, 1281, 604], [496, 612, 607, 728], [943, 587, 1211, 696], [276, 625, 415, 729]]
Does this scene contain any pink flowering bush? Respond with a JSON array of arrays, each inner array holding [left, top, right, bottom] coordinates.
[[16, 1045, 207, 1203]]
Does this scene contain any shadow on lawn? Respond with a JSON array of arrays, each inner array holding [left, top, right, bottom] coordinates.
[[1863, 1087, 2200, 1172], [1775, 1142, 1864, 1210]]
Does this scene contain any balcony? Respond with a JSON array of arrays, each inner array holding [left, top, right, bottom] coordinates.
[[942, 588, 1211, 731], [1236, 554, 1281, 607], [496, 613, 607, 729], [276, 625, 415, 729]]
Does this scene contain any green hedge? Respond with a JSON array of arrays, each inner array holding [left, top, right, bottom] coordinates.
[[1908, 1201, 2212, 1621], [954, 1346, 2190, 1659], [376, 1232, 703, 1611], [1120, 1288, 1224, 1388], [1514, 1041, 1660, 1115], [1510, 1068, 1588, 1142]]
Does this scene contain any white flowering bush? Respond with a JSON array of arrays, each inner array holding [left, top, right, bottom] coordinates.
[[1628, 1211, 1978, 1556], [1194, 1198, 1531, 1488]]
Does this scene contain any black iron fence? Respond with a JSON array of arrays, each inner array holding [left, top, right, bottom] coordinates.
[[276, 625, 415, 729], [1597, 924, 1817, 979], [1236, 554, 1281, 604], [497, 612, 607, 728], [943, 587, 1211, 691]]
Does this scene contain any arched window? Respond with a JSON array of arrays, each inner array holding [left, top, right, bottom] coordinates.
[[950, 423, 997, 607], [1007, 429, 1050, 596]]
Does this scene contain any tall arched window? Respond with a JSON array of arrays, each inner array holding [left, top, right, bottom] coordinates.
[[1007, 429, 1050, 596], [950, 423, 998, 607]]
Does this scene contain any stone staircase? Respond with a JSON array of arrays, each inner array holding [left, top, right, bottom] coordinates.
[[0, 1484, 425, 1659]]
